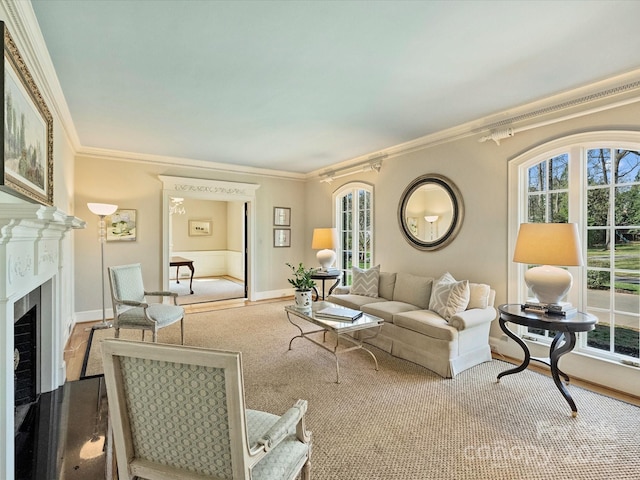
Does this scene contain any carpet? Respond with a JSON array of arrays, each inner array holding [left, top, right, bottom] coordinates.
[[169, 276, 245, 305], [82, 301, 640, 479]]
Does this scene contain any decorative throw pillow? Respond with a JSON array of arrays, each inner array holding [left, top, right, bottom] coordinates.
[[392, 273, 433, 310], [467, 283, 491, 310], [429, 272, 471, 320], [351, 265, 380, 297]]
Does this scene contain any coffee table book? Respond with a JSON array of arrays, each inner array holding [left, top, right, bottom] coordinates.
[[316, 306, 363, 322]]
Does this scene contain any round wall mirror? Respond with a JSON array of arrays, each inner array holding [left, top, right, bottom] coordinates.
[[398, 173, 464, 251]]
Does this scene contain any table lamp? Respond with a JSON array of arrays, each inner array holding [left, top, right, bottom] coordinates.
[[513, 223, 583, 306], [312, 227, 338, 271]]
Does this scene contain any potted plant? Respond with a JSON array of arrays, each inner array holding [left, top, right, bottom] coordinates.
[[286, 262, 316, 310]]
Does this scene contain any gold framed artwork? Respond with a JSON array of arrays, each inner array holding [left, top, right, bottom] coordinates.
[[106, 209, 137, 242], [1, 22, 53, 205], [189, 219, 212, 236], [274, 228, 291, 247], [274, 207, 291, 226]]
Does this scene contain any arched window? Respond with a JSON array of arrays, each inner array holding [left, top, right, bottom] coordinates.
[[509, 132, 640, 363], [333, 183, 374, 285]]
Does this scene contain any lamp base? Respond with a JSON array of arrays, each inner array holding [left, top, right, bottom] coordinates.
[[317, 249, 336, 271], [524, 265, 573, 305]]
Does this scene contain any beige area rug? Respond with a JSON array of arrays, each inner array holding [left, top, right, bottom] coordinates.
[[83, 301, 640, 479], [169, 276, 245, 305]]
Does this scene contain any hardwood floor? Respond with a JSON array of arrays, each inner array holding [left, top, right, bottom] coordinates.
[[63, 301, 640, 407]]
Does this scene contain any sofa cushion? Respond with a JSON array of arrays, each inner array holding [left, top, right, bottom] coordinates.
[[361, 301, 420, 323], [392, 273, 433, 310], [378, 272, 397, 300], [393, 310, 457, 342], [468, 283, 491, 310], [351, 265, 380, 297], [326, 294, 386, 310], [429, 272, 470, 320]]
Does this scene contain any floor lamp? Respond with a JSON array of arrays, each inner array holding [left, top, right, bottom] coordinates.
[[87, 202, 118, 329]]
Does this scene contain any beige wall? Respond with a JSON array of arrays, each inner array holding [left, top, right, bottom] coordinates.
[[75, 157, 306, 314], [171, 198, 228, 251]]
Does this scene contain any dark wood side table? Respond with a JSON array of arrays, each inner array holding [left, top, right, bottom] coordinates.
[[497, 303, 597, 417], [310, 272, 341, 301], [170, 256, 195, 294]]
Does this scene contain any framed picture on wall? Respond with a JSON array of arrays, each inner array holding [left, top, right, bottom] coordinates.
[[273, 207, 291, 226], [1, 22, 54, 206], [189, 219, 212, 236], [106, 209, 137, 242], [274, 228, 291, 247]]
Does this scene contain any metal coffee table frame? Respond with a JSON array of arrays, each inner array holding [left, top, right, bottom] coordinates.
[[285, 302, 384, 383]]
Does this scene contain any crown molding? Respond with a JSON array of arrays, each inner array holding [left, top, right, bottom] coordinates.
[[77, 146, 307, 181], [308, 68, 640, 178], [1, 0, 81, 150]]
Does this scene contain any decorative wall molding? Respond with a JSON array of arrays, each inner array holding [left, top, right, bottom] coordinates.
[[159, 175, 261, 200]]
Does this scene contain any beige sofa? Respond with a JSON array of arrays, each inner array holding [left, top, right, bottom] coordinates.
[[327, 270, 496, 378]]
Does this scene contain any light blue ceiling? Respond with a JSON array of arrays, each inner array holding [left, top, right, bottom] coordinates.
[[31, 0, 640, 173]]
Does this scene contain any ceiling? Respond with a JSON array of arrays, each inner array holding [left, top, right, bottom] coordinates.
[[31, 0, 640, 174]]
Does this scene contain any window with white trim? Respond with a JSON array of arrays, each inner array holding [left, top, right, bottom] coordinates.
[[511, 134, 639, 363], [333, 183, 373, 285]]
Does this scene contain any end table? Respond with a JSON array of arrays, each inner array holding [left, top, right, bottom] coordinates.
[[310, 271, 341, 301]]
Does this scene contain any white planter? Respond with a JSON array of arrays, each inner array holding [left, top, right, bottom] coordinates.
[[294, 290, 312, 310]]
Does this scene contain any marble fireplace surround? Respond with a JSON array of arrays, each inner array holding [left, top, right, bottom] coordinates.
[[0, 205, 84, 478]]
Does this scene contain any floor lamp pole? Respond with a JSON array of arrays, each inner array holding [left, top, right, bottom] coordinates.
[[87, 203, 118, 330]]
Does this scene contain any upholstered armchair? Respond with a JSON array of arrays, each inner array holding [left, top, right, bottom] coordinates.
[[101, 339, 312, 480], [107, 263, 184, 343]]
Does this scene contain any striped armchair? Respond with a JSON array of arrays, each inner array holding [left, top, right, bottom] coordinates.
[[101, 339, 312, 480]]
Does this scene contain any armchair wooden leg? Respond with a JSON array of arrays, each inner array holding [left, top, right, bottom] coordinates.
[[181, 319, 184, 345], [115, 328, 120, 339], [152, 331, 158, 343], [141, 330, 145, 342], [301, 459, 311, 480]]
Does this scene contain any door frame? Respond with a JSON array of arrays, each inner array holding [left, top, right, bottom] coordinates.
[[159, 175, 260, 301]]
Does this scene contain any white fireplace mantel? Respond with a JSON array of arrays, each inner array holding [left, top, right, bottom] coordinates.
[[0, 204, 84, 478]]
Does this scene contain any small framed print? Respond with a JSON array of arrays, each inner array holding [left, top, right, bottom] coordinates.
[[274, 228, 291, 248], [106, 209, 137, 242], [189, 219, 212, 236], [273, 207, 291, 226]]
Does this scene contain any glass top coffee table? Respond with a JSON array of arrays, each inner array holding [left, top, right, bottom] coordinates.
[[285, 301, 384, 383]]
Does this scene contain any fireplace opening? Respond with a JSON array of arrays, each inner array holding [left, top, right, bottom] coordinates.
[[13, 287, 42, 478]]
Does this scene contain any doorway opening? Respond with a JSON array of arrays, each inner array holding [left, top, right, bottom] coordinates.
[[160, 175, 260, 304]]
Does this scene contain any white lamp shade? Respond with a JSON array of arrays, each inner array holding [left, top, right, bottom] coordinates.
[[424, 215, 439, 223], [87, 203, 118, 216]]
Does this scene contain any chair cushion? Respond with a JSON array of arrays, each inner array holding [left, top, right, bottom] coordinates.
[[118, 304, 184, 327], [247, 410, 310, 480], [351, 265, 380, 297], [378, 272, 397, 300], [393, 310, 457, 341], [327, 294, 386, 310]]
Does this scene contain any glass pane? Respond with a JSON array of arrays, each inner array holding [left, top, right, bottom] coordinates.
[[614, 235, 640, 271], [587, 320, 612, 354], [587, 188, 609, 226], [613, 271, 639, 314], [612, 314, 639, 358], [549, 192, 568, 222], [614, 185, 640, 226], [587, 149, 611, 186], [587, 270, 611, 309], [528, 194, 546, 222], [614, 149, 640, 184], [528, 328, 546, 336], [587, 230, 610, 268], [549, 154, 569, 190], [528, 162, 546, 192]]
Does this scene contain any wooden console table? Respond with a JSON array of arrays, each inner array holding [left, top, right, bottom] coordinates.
[[170, 256, 195, 294]]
